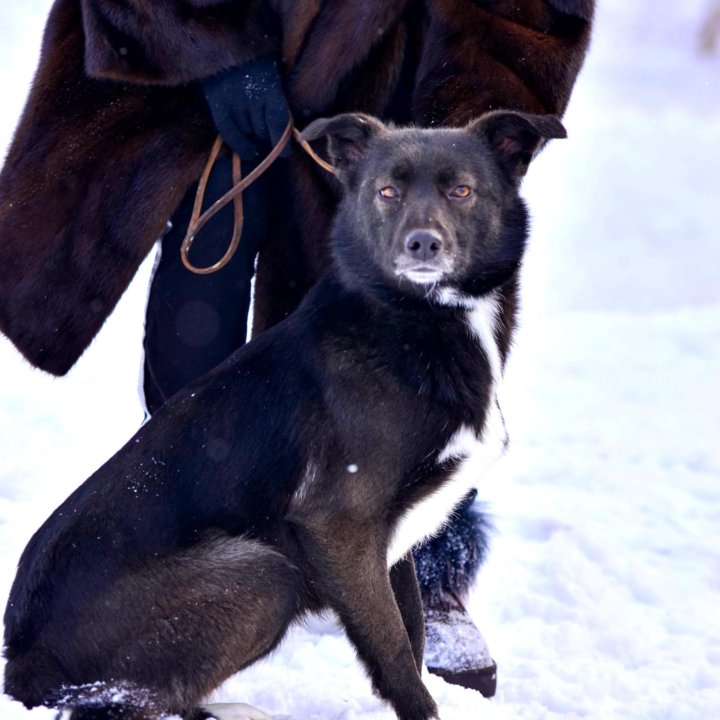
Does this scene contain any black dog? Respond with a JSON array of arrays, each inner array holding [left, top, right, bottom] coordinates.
[[3, 110, 565, 720]]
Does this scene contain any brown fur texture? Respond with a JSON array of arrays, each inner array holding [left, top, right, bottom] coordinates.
[[81, 0, 276, 84], [0, 0, 595, 374]]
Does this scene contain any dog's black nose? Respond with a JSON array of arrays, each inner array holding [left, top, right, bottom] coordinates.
[[404, 230, 442, 261]]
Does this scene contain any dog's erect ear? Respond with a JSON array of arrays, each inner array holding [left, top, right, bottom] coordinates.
[[299, 113, 387, 177], [470, 111, 567, 183]]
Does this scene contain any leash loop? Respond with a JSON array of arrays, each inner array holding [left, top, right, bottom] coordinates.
[[181, 116, 335, 275]]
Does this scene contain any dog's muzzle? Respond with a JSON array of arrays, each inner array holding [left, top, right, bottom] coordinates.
[[395, 229, 450, 284]]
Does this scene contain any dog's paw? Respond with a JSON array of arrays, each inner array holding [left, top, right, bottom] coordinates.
[[201, 702, 273, 720]]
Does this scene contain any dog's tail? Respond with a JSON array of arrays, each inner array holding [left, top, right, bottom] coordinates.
[[58, 698, 270, 720], [58, 703, 154, 720], [53, 682, 194, 720], [59, 710, 216, 720]]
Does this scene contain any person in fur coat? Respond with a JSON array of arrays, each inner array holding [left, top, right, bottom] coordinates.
[[0, 0, 595, 696]]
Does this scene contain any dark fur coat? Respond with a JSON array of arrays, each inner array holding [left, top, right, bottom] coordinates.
[[0, 0, 594, 375]]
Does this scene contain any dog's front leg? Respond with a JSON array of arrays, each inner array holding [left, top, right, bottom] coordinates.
[[390, 552, 425, 673], [297, 521, 439, 720]]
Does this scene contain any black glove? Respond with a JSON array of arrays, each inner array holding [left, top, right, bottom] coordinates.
[[202, 55, 291, 160]]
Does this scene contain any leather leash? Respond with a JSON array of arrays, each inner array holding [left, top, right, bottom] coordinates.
[[181, 117, 335, 275]]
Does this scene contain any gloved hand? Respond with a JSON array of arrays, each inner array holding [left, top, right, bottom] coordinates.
[[202, 55, 291, 161]]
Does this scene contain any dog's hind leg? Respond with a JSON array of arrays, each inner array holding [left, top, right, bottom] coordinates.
[[29, 535, 300, 719], [98, 534, 299, 715]]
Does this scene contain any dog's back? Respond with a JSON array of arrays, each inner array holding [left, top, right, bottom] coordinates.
[[4, 111, 564, 720]]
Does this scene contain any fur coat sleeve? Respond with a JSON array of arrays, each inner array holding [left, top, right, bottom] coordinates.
[[0, 0, 272, 375], [0, 0, 595, 375], [80, 0, 276, 84]]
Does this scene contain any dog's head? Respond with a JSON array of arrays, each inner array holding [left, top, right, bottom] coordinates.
[[301, 111, 566, 302]]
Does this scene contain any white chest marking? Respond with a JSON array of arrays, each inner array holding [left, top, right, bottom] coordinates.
[[386, 292, 508, 567], [386, 402, 508, 566]]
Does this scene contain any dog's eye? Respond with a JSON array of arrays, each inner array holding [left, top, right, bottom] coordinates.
[[379, 186, 400, 200], [448, 185, 472, 199]]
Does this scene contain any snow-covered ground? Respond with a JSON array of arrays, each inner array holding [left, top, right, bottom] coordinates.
[[1, 2, 719, 719]]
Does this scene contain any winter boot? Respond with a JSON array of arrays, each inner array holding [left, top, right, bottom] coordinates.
[[413, 491, 497, 697]]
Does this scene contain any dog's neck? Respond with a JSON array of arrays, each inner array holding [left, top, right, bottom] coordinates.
[[331, 256, 507, 317]]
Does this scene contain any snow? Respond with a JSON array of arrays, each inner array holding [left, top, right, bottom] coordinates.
[[1, 1, 719, 719]]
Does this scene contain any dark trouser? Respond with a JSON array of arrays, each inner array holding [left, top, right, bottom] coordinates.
[[143, 152, 271, 413], [142, 153, 489, 602]]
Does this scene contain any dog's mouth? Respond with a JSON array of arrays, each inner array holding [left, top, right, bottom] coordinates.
[[396, 265, 446, 285], [394, 256, 454, 285]]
